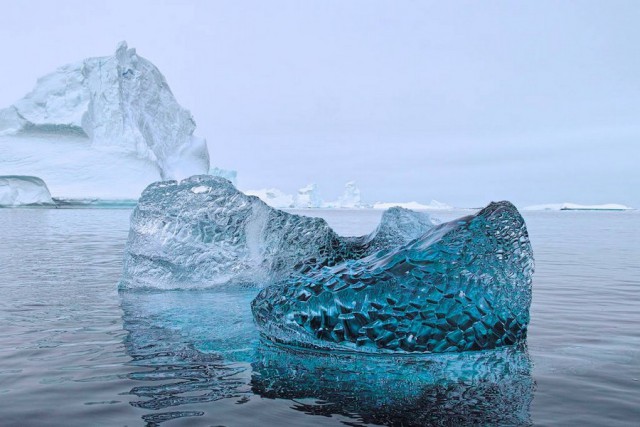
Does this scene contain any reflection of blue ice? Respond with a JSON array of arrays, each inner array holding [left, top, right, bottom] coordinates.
[[254, 341, 533, 426], [120, 289, 533, 425]]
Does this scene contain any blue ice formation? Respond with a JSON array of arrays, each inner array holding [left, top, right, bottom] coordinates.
[[120, 175, 433, 290], [252, 201, 534, 353]]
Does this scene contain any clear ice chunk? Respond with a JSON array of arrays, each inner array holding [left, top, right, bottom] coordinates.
[[120, 175, 433, 290], [252, 201, 534, 353]]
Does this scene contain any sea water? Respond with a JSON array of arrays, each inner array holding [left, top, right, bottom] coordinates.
[[0, 208, 638, 426]]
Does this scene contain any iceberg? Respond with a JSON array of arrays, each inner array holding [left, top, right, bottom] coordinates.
[[244, 188, 294, 209], [524, 202, 634, 211], [373, 200, 453, 210], [293, 183, 322, 208], [0, 42, 209, 199], [252, 201, 534, 353], [209, 167, 237, 186], [120, 175, 433, 290], [0, 175, 54, 207], [323, 181, 370, 208]]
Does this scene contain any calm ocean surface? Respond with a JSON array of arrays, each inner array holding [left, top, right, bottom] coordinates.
[[0, 208, 638, 426]]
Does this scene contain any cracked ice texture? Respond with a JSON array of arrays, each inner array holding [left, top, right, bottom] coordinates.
[[120, 175, 433, 290], [252, 201, 534, 353]]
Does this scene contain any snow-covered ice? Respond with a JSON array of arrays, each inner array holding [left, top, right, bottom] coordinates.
[[0, 42, 209, 199], [0, 176, 54, 207]]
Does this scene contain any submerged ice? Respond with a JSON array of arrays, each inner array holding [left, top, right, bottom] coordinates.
[[252, 201, 534, 353], [120, 175, 433, 290]]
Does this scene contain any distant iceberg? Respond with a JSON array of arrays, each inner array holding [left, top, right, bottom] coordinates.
[[244, 188, 295, 208], [294, 183, 322, 208], [524, 203, 634, 211], [0, 176, 54, 207], [209, 167, 237, 186], [373, 200, 453, 210], [323, 181, 370, 208], [0, 42, 209, 199], [245, 181, 451, 210]]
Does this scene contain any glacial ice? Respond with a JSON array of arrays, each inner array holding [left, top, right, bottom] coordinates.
[[373, 199, 453, 210], [209, 167, 238, 186], [252, 201, 534, 353], [244, 188, 295, 209], [294, 183, 322, 208], [324, 181, 370, 208], [120, 175, 433, 290], [0, 42, 209, 199], [0, 176, 54, 207]]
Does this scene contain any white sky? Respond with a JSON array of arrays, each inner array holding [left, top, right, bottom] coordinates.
[[1, 0, 638, 207]]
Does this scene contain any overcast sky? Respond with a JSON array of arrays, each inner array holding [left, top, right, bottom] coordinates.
[[1, 1, 638, 207]]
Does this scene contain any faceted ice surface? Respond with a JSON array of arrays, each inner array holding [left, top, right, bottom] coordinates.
[[120, 175, 433, 290], [252, 201, 534, 353]]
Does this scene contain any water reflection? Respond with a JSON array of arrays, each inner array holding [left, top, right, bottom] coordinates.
[[253, 342, 533, 426], [120, 289, 533, 426]]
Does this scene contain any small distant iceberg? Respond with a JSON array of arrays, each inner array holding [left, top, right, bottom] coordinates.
[[245, 183, 323, 209], [246, 181, 450, 210], [0, 175, 54, 207], [209, 167, 237, 186], [524, 203, 634, 211], [244, 188, 295, 209], [373, 200, 453, 210], [294, 183, 323, 208]]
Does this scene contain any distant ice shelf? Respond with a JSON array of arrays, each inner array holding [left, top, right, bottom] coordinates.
[[0, 41, 209, 199], [524, 203, 634, 211]]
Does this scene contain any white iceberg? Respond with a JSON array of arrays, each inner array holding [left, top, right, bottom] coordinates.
[[523, 203, 634, 211], [294, 183, 322, 208], [373, 200, 453, 210], [323, 181, 370, 208], [0, 42, 209, 199], [244, 188, 295, 208], [0, 176, 54, 207]]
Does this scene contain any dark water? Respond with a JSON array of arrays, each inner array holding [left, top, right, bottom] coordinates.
[[0, 208, 638, 426]]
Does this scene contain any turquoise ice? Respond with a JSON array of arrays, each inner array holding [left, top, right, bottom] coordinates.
[[252, 201, 534, 353]]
